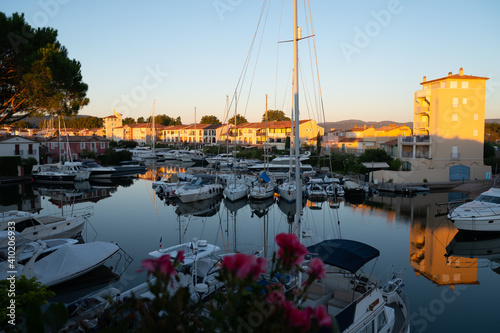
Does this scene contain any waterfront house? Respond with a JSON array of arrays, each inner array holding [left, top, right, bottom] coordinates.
[[44, 136, 110, 162], [0, 135, 40, 163], [374, 68, 491, 183], [103, 110, 123, 138]]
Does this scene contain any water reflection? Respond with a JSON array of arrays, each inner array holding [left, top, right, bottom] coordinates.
[[446, 231, 500, 274]]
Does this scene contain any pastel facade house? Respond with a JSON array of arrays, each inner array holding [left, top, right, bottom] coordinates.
[[103, 110, 123, 138], [219, 119, 323, 149], [45, 136, 110, 161], [0, 135, 40, 163], [375, 68, 491, 183]]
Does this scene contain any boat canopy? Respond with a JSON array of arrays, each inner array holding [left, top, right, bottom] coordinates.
[[306, 239, 380, 273]]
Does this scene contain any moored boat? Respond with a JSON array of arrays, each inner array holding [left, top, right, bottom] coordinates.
[[448, 187, 500, 232]]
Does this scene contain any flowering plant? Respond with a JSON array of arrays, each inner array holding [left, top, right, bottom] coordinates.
[[95, 233, 337, 332]]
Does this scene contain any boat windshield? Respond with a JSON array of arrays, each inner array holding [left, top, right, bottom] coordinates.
[[475, 195, 500, 204]]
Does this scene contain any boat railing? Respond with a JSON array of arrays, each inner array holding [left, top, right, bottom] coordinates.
[[56, 205, 94, 219], [397, 288, 411, 333], [454, 205, 500, 217]]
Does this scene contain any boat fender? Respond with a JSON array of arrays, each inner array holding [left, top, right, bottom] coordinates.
[[172, 202, 176, 206], [209, 189, 212, 194]]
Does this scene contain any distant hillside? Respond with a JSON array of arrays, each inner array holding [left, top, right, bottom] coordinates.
[[319, 119, 500, 132], [318, 120, 412, 132], [17, 115, 92, 128]]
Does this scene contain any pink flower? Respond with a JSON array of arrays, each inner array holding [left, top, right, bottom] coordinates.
[[138, 255, 177, 279], [174, 250, 185, 264], [266, 290, 285, 305], [314, 305, 332, 327], [284, 301, 312, 332], [275, 233, 309, 268], [157, 255, 177, 278], [308, 258, 326, 281], [222, 253, 268, 280]]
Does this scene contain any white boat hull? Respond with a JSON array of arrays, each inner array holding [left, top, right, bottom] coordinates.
[[176, 184, 224, 203], [223, 184, 248, 202]]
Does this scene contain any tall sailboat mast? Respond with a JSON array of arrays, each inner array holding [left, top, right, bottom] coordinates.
[[293, 0, 301, 231]]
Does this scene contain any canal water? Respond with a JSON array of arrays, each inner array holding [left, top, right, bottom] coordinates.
[[1, 163, 499, 332]]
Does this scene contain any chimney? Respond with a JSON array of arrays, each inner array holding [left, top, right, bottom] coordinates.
[[423, 76, 427, 82], [448, 72, 453, 76], [459, 67, 464, 76]]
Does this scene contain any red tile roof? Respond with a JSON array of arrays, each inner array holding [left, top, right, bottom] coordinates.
[[421, 73, 489, 85]]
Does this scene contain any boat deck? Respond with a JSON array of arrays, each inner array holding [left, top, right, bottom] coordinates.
[[37, 216, 67, 224], [387, 301, 407, 333]]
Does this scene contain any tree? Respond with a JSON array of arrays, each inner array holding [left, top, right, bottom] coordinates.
[[0, 13, 89, 125], [485, 123, 500, 142], [123, 117, 135, 125], [200, 115, 221, 125], [13, 120, 31, 128], [145, 114, 182, 126], [357, 148, 392, 163], [263, 110, 290, 122], [228, 114, 248, 125], [39, 115, 102, 129], [316, 133, 323, 156], [137, 117, 145, 123]]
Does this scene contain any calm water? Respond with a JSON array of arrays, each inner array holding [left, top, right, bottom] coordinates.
[[2, 162, 499, 332]]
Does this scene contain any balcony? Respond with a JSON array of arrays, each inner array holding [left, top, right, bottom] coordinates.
[[401, 136, 430, 143], [13, 149, 23, 155], [414, 122, 429, 129]]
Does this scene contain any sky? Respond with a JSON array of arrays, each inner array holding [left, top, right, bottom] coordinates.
[[2, 0, 500, 125]]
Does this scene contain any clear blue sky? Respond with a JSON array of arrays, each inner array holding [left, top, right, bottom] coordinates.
[[3, 0, 499, 124]]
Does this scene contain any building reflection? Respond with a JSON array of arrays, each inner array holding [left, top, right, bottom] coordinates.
[[0, 183, 41, 213], [138, 163, 190, 182], [34, 182, 117, 208], [367, 192, 480, 287]]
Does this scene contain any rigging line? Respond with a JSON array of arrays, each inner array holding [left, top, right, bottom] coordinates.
[[241, 0, 272, 119], [274, 0, 286, 110], [227, 0, 270, 119], [280, 62, 293, 113], [302, 0, 320, 115]]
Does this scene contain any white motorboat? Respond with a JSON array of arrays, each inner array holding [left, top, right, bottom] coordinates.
[[56, 162, 92, 181], [0, 240, 120, 287], [448, 187, 500, 232], [130, 146, 158, 159], [0, 210, 91, 248], [175, 179, 224, 203], [1, 238, 79, 264], [304, 239, 410, 333], [81, 160, 116, 179], [206, 153, 235, 167], [248, 154, 315, 180], [326, 183, 345, 197], [306, 183, 327, 201], [0, 210, 36, 223], [149, 238, 220, 266], [32, 165, 77, 184]]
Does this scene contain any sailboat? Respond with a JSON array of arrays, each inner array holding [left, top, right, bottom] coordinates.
[[223, 92, 249, 202], [249, 95, 276, 200], [284, 2, 411, 332], [278, 114, 298, 202]]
